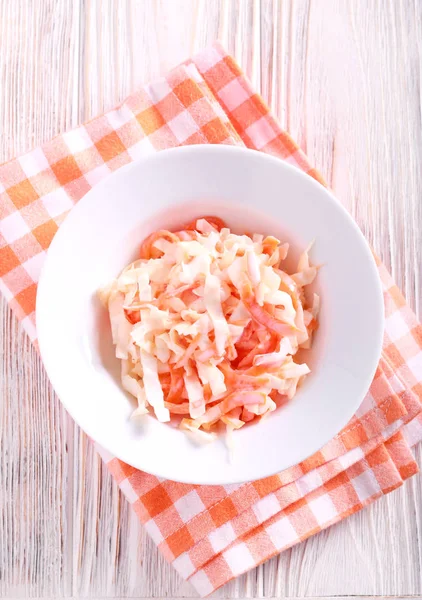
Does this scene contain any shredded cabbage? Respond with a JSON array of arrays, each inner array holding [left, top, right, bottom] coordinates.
[[100, 217, 319, 441]]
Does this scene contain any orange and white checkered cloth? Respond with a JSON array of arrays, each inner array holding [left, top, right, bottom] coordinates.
[[1, 43, 422, 595]]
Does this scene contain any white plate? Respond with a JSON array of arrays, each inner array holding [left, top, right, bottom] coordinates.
[[36, 145, 384, 484]]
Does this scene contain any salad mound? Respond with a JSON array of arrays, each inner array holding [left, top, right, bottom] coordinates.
[[100, 217, 319, 442]]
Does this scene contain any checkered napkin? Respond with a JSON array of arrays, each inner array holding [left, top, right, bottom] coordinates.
[[1, 43, 422, 595]]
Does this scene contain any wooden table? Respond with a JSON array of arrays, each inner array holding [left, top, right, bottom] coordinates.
[[1, 1, 421, 598]]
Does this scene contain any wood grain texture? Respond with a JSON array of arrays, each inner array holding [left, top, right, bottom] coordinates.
[[1, 0, 421, 597]]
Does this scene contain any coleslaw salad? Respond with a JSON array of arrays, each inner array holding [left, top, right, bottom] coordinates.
[[100, 217, 319, 442]]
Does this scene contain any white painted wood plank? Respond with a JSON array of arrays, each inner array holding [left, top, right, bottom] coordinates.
[[1, 0, 421, 597]]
